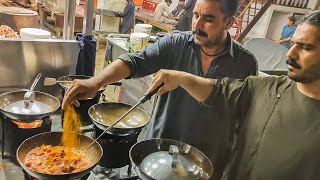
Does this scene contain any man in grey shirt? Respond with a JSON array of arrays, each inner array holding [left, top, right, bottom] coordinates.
[[147, 11, 320, 180], [62, 0, 257, 178]]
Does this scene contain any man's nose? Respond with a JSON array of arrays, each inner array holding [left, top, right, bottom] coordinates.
[[286, 43, 298, 60], [193, 17, 204, 29]]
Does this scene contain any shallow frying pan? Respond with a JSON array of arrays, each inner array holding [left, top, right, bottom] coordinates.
[[0, 90, 60, 122], [88, 102, 150, 136], [17, 132, 103, 180]]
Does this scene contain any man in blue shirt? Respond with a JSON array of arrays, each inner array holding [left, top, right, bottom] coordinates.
[[276, 16, 296, 49], [62, 0, 257, 179]]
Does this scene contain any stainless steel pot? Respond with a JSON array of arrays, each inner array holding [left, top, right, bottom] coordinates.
[[88, 102, 150, 136], [130, 139, 213, 180], [0, 90, 60, 122], [58, 75, 122, 126]]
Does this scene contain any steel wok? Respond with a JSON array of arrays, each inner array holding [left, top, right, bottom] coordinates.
[[88, 102, 150, 136], [17, 132, 103, 180], [130, 139, 213, 180], [0, 90, 60, 122]]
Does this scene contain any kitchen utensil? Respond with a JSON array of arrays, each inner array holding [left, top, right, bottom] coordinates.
[[23, 73, 42, 108], [87, 83, 163, 148], [130, 139, 213, 180], [44, 77, 122, 86], [0, 90, 60, 122], [89, 102, 149, 136], [56, 75, 122, 126], [17, 132, 103, 180]]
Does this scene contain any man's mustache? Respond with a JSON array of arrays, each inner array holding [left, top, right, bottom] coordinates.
[[286, 59, 301, 69], [192, 29, 208, 37]]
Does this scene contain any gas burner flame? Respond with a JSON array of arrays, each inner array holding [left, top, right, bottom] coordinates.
[[11, 120, 43, 129]]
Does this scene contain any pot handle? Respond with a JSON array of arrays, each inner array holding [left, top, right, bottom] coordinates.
[[169, 145, 179, 172]]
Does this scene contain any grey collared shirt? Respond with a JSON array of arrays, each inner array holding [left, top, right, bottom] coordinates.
[[118, 31, 257, 179]]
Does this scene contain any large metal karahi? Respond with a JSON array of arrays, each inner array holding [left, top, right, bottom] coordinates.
[[88, 102, 150, 136], [130, 139, 214, 180], [0, 90, 60, 122], [16, 132, 103, 180]]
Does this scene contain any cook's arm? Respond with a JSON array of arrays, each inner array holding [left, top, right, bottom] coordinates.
[[147, 70, 213, 102], [63, 33, 176, 109], [62, 60, 131, 109]]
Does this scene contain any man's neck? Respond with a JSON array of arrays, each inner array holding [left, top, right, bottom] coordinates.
[[297, 81, 320, 100]]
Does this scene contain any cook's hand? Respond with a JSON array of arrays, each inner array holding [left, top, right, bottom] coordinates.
[[62, 78, 101, 110], [147, 69, 186, 96]]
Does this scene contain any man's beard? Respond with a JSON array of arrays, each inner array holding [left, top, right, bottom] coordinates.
[[286, 58, 306, 82]]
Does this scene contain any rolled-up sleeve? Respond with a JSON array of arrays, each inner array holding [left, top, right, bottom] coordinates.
[[118, 34, 176, 78]]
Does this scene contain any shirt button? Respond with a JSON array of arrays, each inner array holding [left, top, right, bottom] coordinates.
[[276, 94, 281, 98]]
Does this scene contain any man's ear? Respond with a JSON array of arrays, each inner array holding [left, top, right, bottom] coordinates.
[[225, 16, 235, 30]]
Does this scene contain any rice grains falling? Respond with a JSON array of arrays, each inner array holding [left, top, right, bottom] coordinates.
[[61, 105, 81, 147]]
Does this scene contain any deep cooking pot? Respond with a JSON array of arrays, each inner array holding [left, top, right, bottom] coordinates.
[[58, 75, 105, 126], [58, 75, 122, 126], [88, 102, 150, 136], [0, 90, 60, 122], [17, 132, 103, 180], [130, 139, 213, 180]]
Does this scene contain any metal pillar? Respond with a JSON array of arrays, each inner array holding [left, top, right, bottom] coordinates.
[[83, 0, 95, 35], [63, 0, 77, 39]]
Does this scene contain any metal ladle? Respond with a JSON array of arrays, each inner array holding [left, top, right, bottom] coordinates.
[[87, 83, 164, 149], [24, 73, 42, 108]]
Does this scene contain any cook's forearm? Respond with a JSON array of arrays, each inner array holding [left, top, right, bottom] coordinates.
[[92, 59, 131, 87], [180, 73, 213, 102]]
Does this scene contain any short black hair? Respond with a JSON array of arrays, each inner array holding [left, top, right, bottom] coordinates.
[[298, 10, 320, 29], [218, 0, 238, 19], [288, 16, 296, 23], [165, 0, 172, 3], [179, 0, 185, 2]]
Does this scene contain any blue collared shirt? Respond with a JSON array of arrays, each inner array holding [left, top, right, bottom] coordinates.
[[119, 31, 257, 180], [281, 25, 296, 49]]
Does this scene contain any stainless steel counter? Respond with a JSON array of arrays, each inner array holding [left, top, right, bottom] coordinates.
[[0, 39, 80, 99]]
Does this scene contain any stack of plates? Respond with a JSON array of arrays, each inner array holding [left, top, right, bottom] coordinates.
[[134, 24, 152, 36], [20, 28, 51, 39]]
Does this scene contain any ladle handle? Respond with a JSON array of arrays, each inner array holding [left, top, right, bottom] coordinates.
[[140, 83, 164, 103], [30, 73, 42, 91]]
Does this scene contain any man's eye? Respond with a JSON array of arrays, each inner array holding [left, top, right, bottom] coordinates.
[[204, 17, 213, 22], [302, 46, 311, 50]]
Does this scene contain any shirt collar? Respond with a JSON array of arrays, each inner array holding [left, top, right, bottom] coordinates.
[[189, 32, 235, 58]]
